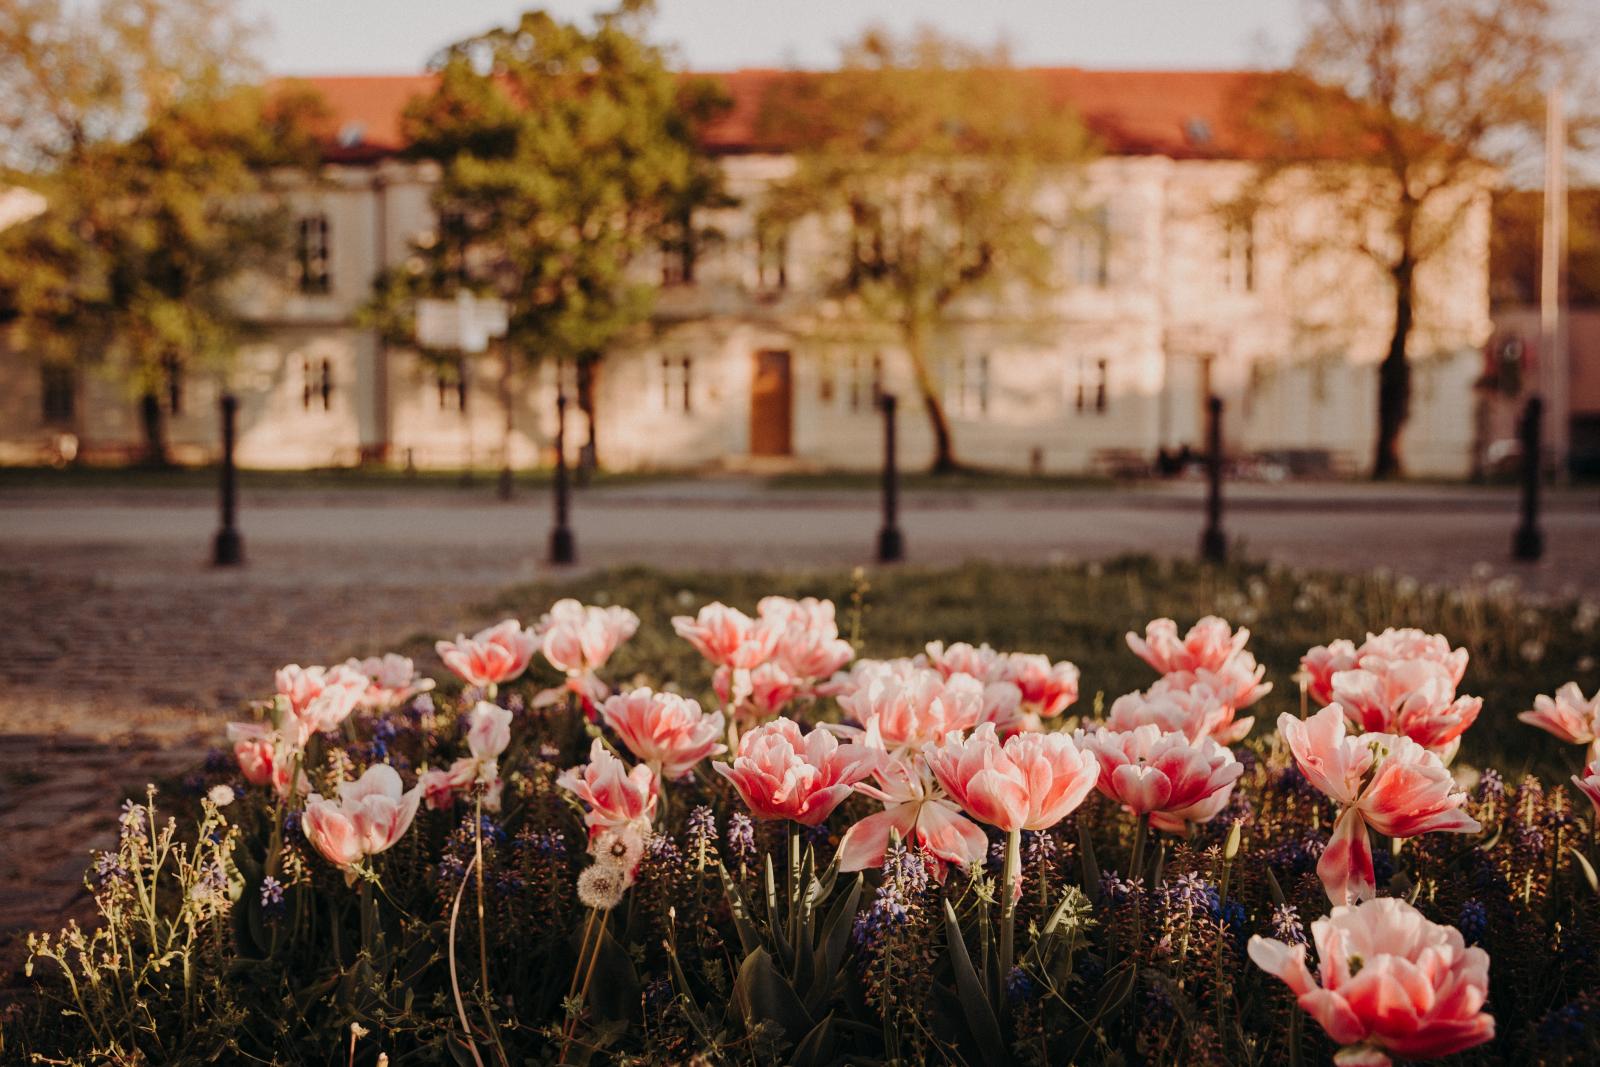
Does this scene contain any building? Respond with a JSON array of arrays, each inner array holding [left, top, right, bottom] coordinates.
[[0, 70, 1494, 476]]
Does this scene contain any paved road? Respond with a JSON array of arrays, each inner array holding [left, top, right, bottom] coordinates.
[[3, 480, 1596, 593], [0, 479, 1596, 965]]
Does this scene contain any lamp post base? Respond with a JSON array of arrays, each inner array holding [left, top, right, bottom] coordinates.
[[549, 526, 576, 566], [213, 528, 244, 567], [877, 526, 905, 564], [1199, 527, 1227, 563], [1512, 525, 1544, 562]]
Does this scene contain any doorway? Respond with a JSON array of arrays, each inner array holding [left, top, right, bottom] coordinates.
[[750, 349, 793, 456]]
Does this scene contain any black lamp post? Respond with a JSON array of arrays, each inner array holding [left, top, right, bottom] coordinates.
[[549, 381, 576, 566], [212, 392, 244, 567], [1512, 394, 1544, 561], [877, 393, 905, 563], [1199, 395, 1227, 563]]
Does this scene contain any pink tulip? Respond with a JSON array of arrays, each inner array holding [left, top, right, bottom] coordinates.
[[275, 663, 369, 740], [714, 661, 800, 720], [1126, 616, 1249, 675], [465, 701, 513, 763], [537, 599, 639, 675], [557, 739, 658, 835], [1278, 707, 1480, 903], [758, 597, 855, 681], [713, 717, 877, 825], [923, 641, 1008, 683], [1248, 896, 1495, 1066], [923, 722, 1100, 832], [1302, 640, 1360, 705], [817, 657, 919, 700], [1519, 682, 1600, 749], [343, 653, 434, 709], [838, 669, 986, 753], [227, 722, 304, 796], [1106, 682, 1250, 745], [302, 764, 422, 868], [977, 679, 1027, 735], [837, 756, 987, 876], [435, 619, 537, 689], [1359, 627, 1469, 686], [1331, 658, 1481, 756], [418, 757, 503, 812], [1159, 653, 1273, 713], [1077, 724, 1242, 832], [672, 603, 778, 668], [1005, 653, 1081, 719], [1572, 761, 1600, 818], [600, 688, 726, 779]]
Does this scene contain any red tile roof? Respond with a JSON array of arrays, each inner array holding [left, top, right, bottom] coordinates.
[[280, 68, 1274, 162]]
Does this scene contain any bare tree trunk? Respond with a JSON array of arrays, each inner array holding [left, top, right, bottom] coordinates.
[[902, 317, 959, 474], [1372, 255, 1415, 481], [139, 391, 170, 467]]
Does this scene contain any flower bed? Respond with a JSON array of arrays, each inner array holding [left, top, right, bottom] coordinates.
[[14, 562, 1600, 1065]]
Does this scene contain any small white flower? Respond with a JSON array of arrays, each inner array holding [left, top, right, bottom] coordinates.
[[207, 785, 236, 808], [577, 864, 627, 910], [1520, 639, 1546, 664], [590, 824, 646, 872], [1577, 656, 1596, 673]]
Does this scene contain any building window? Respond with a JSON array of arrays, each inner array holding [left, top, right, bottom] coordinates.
[[848, 353, 883, 412], [1066, 205, 1110, 288], [756, 226, 788, 290], [437, 359, 467, 412], [1096, 358, 1109, 413], [41, 363, 75, 423], [946, 353, 990, 417], [650, 356, 693, 413], [296, 214, 331, 294], [818, 352, 835, 404], [302, 358, 332, 411], [1224, 217, 1255, 292], [661, 240, 689, 286]]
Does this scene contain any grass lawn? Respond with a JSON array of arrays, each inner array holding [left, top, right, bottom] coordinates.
[[459, 556, 1598, 782]]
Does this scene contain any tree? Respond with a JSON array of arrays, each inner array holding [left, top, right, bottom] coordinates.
[[757, 29, 1094, 473], [1255, 0, 1592, 479], [390, 1, 724, 477], [0, 0, 317, 464]]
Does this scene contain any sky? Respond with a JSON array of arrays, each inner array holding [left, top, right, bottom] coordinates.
[[236, 0, 1304, 76]]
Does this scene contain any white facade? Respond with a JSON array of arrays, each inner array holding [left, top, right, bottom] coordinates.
[[0, 99, 1494, 477]]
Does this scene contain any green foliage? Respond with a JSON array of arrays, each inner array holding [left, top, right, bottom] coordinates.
[[386, 3, 726, 370], [758, 27, 1097, 471], [0, 0, 323, 459]]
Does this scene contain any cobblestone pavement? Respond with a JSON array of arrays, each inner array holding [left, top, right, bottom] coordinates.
[[1, 480, 1597, 986]]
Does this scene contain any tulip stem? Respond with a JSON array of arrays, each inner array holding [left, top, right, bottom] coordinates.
[[1129, 814, 1149, 883], [447, 852, 487, 1067], [999, 828, 1021, 998], [1129, 814, 1150, 957]]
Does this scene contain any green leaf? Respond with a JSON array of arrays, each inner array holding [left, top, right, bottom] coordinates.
[[806, 874, 863, 1015], [731, 947, 813, 1046], [791, 1013, 839, 1067], [942, 899, 1005, 1067], [1570, 846, 1600, 895], [718, 863, 763, 957]]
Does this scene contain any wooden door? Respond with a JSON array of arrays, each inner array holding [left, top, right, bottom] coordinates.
[[750, 349, 793, 456]]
